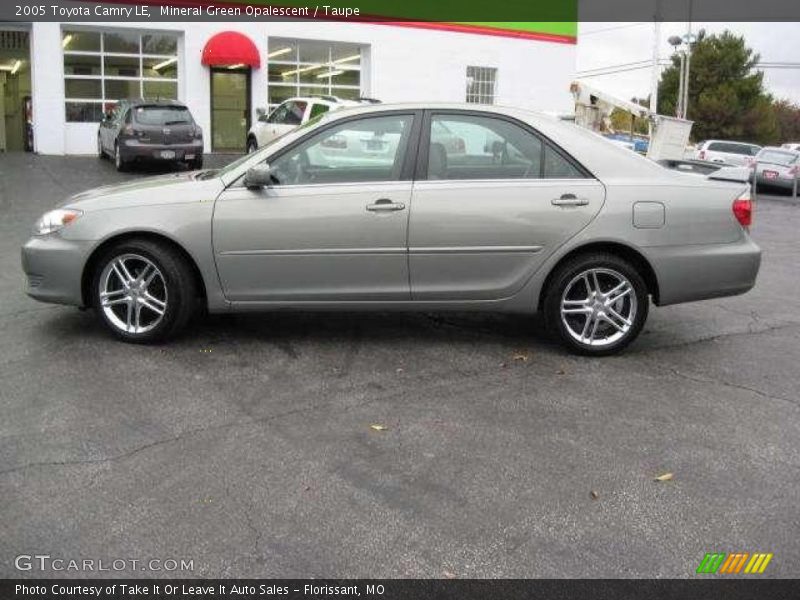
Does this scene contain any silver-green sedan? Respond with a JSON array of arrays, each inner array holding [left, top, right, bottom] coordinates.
[[21, 103, 761, 355]]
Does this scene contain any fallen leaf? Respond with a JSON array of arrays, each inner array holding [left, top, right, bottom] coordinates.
[[512, 351, 529, 362], [655, 472, 674, 482], [370, 424, 388, 432], [555, 368, 566, 375], [590, 490, 599, 500], [443, 571, 457, 579]]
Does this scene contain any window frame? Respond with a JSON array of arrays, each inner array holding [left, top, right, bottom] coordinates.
[[414, 110, 594, 182], [62, 28, 179, 123], [229, 109, 423, 189], [266, 38, 364, 113]]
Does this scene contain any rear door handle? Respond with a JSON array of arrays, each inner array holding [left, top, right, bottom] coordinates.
[[366, 199, 406, 212], [552, 193, 589, 207]]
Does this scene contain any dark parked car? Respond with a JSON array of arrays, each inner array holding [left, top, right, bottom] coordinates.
[[98, 99, 203, 172]]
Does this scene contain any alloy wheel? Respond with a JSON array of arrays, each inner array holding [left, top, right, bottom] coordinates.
[[560, 267, 637, 347], [98, 254, 167, 334]]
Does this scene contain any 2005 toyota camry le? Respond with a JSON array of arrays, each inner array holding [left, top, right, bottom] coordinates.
[[21, 103, 761, 355]]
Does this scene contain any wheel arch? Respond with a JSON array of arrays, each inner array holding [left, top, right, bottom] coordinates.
[[81, 231, 208, 308], [538, 241, 661, 309]]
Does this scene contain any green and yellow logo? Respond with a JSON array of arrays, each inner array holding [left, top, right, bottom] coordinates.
[[696, 552, 773, 574]]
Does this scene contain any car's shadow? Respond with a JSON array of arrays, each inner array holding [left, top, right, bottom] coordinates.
[[49, 308, 557, 351]]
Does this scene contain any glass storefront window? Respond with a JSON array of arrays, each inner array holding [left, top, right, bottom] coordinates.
[[63, 29, 179, 122], [266, 38, 364, 112]]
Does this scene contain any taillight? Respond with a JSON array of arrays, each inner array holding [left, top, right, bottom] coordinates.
[[732, 193, 752, 228]]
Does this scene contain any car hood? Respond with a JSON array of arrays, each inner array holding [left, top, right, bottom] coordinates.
[[63, 171, 224, 212]]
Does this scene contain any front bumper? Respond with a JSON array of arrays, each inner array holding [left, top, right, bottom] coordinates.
[[649, 234, 761, 306], [122, 139, 203, 162], [21, 235, 93, 307]]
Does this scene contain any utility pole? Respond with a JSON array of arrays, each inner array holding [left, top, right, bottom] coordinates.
[[683, 1, 693, 120], [650, 1, 661, 117]]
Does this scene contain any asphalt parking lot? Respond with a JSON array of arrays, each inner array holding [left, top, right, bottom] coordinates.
[[1, 152, 799, 578]]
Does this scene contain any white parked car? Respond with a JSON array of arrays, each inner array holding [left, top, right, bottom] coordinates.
[[780, 142, 800, 151], [246, 96, 372, 153], [695, 140, 761, 167]]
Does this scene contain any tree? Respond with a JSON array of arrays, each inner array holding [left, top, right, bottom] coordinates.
[[658, 30, 779, 144], [773, 99, 800, 142]]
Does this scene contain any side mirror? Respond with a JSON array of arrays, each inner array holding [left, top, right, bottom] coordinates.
[[244, 164, 273, 189], [256, 107, 266, 117]]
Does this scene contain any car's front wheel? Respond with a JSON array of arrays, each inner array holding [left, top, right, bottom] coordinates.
[[543, 253, 649, 356], [92, 239, 198, 343]]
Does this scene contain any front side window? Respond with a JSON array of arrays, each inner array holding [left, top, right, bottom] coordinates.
[[62, 29, 179, 122], [268, 114, 413, 186], [426, 114, 586, 181]]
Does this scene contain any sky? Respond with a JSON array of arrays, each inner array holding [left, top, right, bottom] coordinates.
[[576, 22, 800, 106]]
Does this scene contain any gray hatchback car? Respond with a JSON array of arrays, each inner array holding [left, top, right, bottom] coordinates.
[[23, 103, 761, 355], [98, 99, 204, 172]]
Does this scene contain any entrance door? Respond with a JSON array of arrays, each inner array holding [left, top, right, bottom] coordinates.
[[0, 29, 32, 152], [210, 68, 250, 152]]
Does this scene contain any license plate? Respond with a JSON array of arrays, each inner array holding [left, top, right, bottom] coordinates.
[[160, 150, 176, 159], [763, 170, 778, 179]]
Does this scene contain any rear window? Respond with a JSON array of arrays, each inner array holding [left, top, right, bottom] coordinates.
[[133, 106, 193, 126], [708, 141, 759, 155], [757, 150, 797, 165]]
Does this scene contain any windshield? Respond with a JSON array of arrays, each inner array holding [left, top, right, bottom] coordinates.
[[133, 106, 193, 126]]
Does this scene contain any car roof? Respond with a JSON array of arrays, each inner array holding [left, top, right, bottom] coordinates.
[[704, 139, 761, 147]]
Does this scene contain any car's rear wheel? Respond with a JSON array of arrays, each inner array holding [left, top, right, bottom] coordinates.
[[92, 239, 197, 343], [114, 142, 128, 172], [246, 138, 258, 154], [543, 253, 649, 356]]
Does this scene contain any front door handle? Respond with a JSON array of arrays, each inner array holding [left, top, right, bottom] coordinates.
[[366, 199, 406, 212], [552, 193, 589, 207]]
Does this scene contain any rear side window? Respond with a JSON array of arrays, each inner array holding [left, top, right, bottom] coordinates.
[[543, 145, 586, 179], [425, 113, 587, 181], [309, 103, 330, 119], [133, 106, 193, 126]]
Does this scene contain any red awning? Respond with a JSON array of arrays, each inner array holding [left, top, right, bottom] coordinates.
[[201, 31, 260, 68]]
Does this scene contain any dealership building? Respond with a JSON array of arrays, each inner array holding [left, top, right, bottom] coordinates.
[[0, 21, 576, 155]]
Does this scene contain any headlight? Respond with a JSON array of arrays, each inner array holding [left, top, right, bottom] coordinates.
[[33, 209, 83, 236]]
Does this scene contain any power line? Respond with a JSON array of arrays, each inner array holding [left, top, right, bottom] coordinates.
[[580, 23, 649, 37]]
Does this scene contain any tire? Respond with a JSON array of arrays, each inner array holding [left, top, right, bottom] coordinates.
[[543, 252, 649, 356], [91, 239, 198, 343], [190, 157, 203, 170], [114, 142, 128, 172], [246, 138, 258, 154]]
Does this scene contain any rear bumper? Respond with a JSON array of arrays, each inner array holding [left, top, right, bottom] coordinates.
[[649, 235, 761, 306], [21, 235, 92, 307], [122, 139, 203, 162]]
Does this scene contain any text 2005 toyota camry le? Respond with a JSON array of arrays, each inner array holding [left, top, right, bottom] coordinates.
[[21, 103, 761, 355]]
